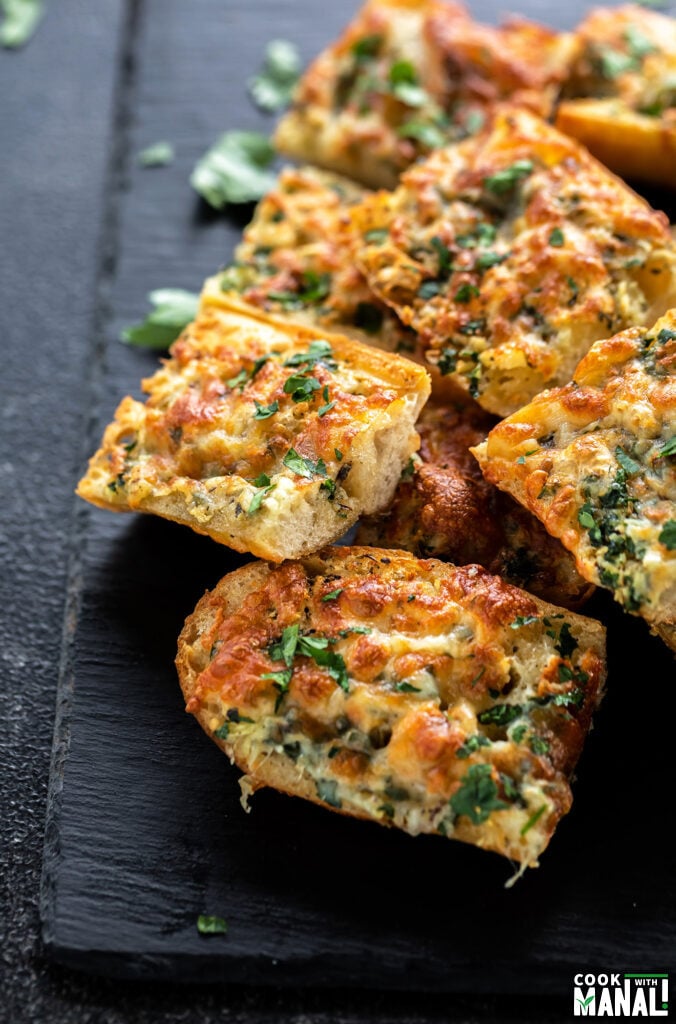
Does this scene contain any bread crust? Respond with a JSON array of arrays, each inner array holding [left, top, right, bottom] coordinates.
[[473, 310, 676, 652], [77, 300, 430, 561], [177, 547, 606, 868]]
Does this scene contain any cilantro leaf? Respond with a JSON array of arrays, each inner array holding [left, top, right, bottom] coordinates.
[[121, 289, 200, 349], [520, 804, 547, 836], [283, 373, 322, 403], [549, 227, 565, 247], [137, 141, 174, 168], [397, 119, 446, 149], [248, 39, 301, 113], [322, 588, 343, 602], [267, 623, 299, 667], [657, 437, 676, 459], [247, 478, 276, 515], [387, 59, 427, 106], [253, 399, 279, 419], [450, 764, 507, 825], [477, 704, 524, 727], [0, 0, 44, 48], [510, 615, 539, 629], [615, 446, 641, 476], [283, 448, 328, 480], [190, 131, 276, 208]]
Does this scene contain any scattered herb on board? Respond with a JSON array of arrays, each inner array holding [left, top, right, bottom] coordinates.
[[137, 141, 175, 167], [196, 914, 228, 935], [190, 131, 276, 208], [248, 39, 301, 112], [0, 0, 44, 48], [121, 289, 200, 349]]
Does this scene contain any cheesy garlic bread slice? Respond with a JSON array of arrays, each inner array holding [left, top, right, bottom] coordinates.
[[557, 5, 676, 189], [353, 105, 676, 416], [274, 0, 574, 189], [472, 311, 676, 652], [357, 399, 593, 608], [218, 165, 418, 356], [77, 302, 430, 561], [176, 547, 606, 870]]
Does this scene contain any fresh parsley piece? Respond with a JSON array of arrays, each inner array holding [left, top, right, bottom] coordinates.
[[248, 476, 276, 515], [598, 46, 637, 79], [397, 119, 446, 149], [269, 270, 332, 309], [283, 448, 327, 480], [455, 734, 491, 759], [430, 236, 453, 275], [477, 704, 523, 727], [549, 227, 565, 247], [437, 348, 457, 375], [267, 623, 299, 667], [261, 668, 293, 696], [578, 504, 596, 530], [318, 400, 335, 417], [137, 141, 174, 168], [299, 637, 349, 690], [253, 399, 279, 419], [484, 160, 533, 195], [657, 437, 676, 458], [0, 0, 44, 48], [659, 519, 676, 550], [334, 448, 343, 461], [197, 914, 228, 935], [555, 622, 578, 659], [363, 228, 389, 245], [213, 723, 230, 740], [529, 735, 550, 756], [450, 764, 507, 825], [418, 279, 443, 299], [456, 223, 496, 248], [510, 615, 539, 629], [615, 446, 641, 475], [454, 283, 480, 303], [520, 804, 547, 836], [190, 131, 276, 208], [351, 33, 383, 61], [475, 251, 507, 270], [248, 39, 301, 112], [283, 372, 322, 403], [396, 681, 421, 693], [121, 289, 200, 349], [284, 338, 336, 369], [322, 588, 343, 602], [388, 59, 426, 106], [624, 25, 656, 59]]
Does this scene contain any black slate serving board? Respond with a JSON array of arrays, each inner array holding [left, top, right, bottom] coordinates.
[[41, 0, 676, 997]]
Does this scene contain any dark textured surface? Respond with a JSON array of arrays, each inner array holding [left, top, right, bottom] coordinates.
[[2, 0, 675, 1021]]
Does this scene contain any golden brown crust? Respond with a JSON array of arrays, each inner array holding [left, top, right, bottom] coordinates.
[[177, 547, 606, 868], [473, 310, 676, 651], [557, 5, 676, 188], [352, 105, 676, 416], [77, 299, 430, 561], [274, 0, 575, 189], [357, 399, 593, 608]]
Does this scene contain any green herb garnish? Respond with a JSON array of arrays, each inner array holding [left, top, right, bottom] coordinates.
[[253, 399, 279, 419], [137, 141, 175, 167], [248, 39, 301, 112], [659, 520, 676, 549], [484, 160, 533, 195], [450, 764, 507, 825], [549, 227, 565, 247], [121, 288, 200, 349], [190, 131, 276, 208], [197, 915, 228, 935], [0, 0, 44, 47]]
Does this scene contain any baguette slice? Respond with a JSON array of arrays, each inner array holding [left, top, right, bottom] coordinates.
[[557, 5, 676, 189], [77, 300, 430, 561], [274, 0, 574, 189], [218, 164, 419, 357], [352, 104, 676, 416], [472, 311, 676, 653], [357, 398, 593, 608], [177, 547, 606, 870]]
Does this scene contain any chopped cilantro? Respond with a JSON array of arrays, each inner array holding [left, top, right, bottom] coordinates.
[[475, 251, 507, 270], [248, 39, 301, 112], [456, 222, 497, 248], [598, 46, 637, 79], [615, 446, 641, 476], [396, 681, 421, 693], [659, 520, 676, 550], [388, 59, 426, 106], [363, 228, 389, 244], [267, 623, 300, 666], [351, 33, 383, 61], [477, 704, 523, 727], [529, 735, 550, 756], [269, 270, 332, 308], [283, 372, 322, 403], [555, 622, 578, 659], [549, 227, 565, 247], [213, 723, 230, 740], [657, 437, 676, 458], [437, 348, 457, 375], [456, 734, 491, 759], [510, 615, 539, 629], [283, 448, 327, 479], [197, 915, 228, 935], [190, 131, 276, 208], [430, 236, 453, 275], [121, 288, 200, 349], [397, 119, 446, 149], [247, 476, 276, 515], [418, 280, 443, 299], [284, 339, 336, 369], [334, 448, 343, 461], [322, 588, 343, 602], [578, 504, 596, 530], [450, 764, 507, 825], [624, 25, 656, 59], [484, 160, 533, 195]]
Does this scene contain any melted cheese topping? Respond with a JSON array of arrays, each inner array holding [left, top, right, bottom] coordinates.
[[183, 548, 606, 868], [352, 105, 676, 416], [76, 302, 430, 560], [219, 165, 417, 356], [274, 0, 574, 189], [474, 310, 676, 650], [357, 399, 592, 608]]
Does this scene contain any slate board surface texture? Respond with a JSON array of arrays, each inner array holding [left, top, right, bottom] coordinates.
[[2, 0, 675, 1021]]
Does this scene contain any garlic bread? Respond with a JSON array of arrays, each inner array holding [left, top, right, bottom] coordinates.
[[357, 399, 593, 608], [177, 547, 606, 869], [473, 311, 676, 652], [557, 5, 676, 189], [353, 105, 676, 416], [274, 0, 574, 189], [77, 301, 430, 561]]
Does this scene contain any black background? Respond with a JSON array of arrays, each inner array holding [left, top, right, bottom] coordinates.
[[1, 1, 674, 1022]]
